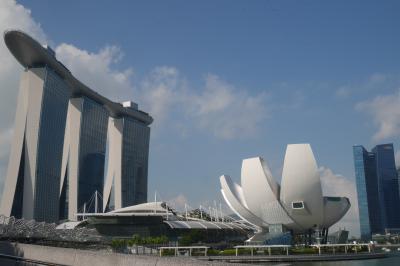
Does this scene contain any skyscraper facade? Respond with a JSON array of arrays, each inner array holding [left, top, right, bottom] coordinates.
[[60, 97, 109, 220], [0, 67, 70, 223], [0, 30, 153, 223], [353, 144, 400, 239], [103, 109, 150, 212], [372, 145, 400, 229]]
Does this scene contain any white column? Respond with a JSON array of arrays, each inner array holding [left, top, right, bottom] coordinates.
[[61, 98, 84, 221], [0, 71, 31, 217], [103, 117, 123, 211]]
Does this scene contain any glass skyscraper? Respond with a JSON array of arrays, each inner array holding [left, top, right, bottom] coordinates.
[[59, 96, 109, 220], [372, 145, 400, 229], [103, 109, 151, 212], [4, 66, 70, 223], [121, 117, 150, 206], [353, 144, 400, 240]]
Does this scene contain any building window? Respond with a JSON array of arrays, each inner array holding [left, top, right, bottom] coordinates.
[[292, 201, 304, 209]]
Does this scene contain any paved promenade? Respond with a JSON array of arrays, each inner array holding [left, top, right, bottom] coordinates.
[[197, 253, 388, 263], [0, 241, 246, 266]]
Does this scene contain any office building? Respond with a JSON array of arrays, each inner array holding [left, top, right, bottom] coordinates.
[[60, 97, 109, 220], [353, 144, 400, 240], [103, 107, 150, 212]]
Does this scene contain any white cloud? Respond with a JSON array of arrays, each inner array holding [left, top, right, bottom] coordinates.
[[356, 89, 400, 141], [0, 0, 46, 126], [138, 66, 184, 126], [139, 70, 268, 139], [319, 167, 360, 237], [189, 74, 268, 139], [0, 128, 13, 191], [55, 44, 134, 102], [0, 127, 13, 159]]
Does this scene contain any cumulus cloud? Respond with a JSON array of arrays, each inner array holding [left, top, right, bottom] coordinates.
[[189, 74, 268, 139], [55, 44, 134, 101], [319, 167, 360, 237], [0, 128, 13, 190], [139, 69, 268, 139], [356, 89, 400, 141], [138, 66, 185, 126], [0, 0, 46, 126]]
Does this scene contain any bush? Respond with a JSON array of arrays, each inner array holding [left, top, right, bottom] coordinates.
[[220, 249, 236, 256], [160, 249, 175, 256], [111, 239, 127, 251], [178, 229, 206, 246], [290, 247, 316, 255], [206, 249, 220, 256], [111, 234, 170, 252]]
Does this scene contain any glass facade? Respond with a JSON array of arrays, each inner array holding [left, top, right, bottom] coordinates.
[[34, 67, 70, 222], [59, 167, 69, 220], [353, 146, 373, 240], [372, 144, 400, 229], [121, 117, 150, 207], [353, 144, 400, 240], [77, 97, 108, 213]]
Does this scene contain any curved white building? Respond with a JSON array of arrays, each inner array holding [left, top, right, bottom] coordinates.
[[220, 144, 350, 241]]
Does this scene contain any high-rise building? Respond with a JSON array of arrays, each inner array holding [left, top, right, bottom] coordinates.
[[0, 66, 70, 223], [353, 144, 400, 240], [0, 30, 153, 222], [60, 97, 109, 220], [103, 112, 150, 212], [372, 145, 400, 229]]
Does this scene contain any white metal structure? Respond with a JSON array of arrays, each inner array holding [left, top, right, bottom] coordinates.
[[220, 144, 350, 234]]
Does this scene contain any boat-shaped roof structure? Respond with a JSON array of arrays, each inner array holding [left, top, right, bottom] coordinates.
[[4, 30, 153, 125]]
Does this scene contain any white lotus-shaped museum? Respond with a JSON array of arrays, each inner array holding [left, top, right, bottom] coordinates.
[[220, 144, 350, 237]]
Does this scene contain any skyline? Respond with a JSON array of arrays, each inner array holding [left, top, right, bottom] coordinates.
[[1, 0, 400, 237]]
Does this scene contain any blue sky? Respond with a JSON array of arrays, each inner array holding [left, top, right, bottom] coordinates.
[[1, 0, 400, 236]]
